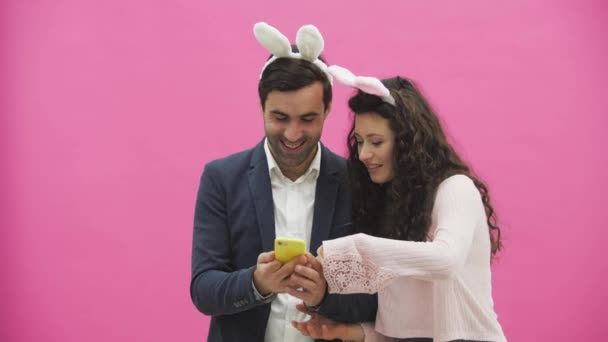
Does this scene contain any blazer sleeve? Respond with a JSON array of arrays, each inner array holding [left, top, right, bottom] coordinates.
[[190, 162, 267, 316]]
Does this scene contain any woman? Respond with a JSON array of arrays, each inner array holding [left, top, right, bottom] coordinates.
[[292, 66, 506, 342]]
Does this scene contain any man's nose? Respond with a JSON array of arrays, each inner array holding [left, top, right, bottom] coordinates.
[[284, 122, 303, 142]]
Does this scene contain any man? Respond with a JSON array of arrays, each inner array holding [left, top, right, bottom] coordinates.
[[190, 23, 376, 342]]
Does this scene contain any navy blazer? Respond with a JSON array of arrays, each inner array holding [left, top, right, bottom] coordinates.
[[190, 140, 377, 342]]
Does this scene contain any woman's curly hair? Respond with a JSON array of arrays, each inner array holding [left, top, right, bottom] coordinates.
[[347, 76, 502, 256]]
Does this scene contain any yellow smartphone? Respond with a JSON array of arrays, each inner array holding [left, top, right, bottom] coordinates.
[[274, 237, 306, 263]]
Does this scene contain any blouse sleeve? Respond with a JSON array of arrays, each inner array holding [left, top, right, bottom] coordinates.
[[360, 322, 400, 342], [321, 175, 482, 294]]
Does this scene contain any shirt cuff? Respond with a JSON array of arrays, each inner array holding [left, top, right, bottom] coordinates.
[[251, 280, 276, 303]]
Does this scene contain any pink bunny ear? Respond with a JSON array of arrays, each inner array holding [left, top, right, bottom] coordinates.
[[328, 65, 396, 106]]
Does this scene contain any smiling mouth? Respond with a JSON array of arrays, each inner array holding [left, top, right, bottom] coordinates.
[[366, 164, 382, 172], [280, 140, 305, 150]]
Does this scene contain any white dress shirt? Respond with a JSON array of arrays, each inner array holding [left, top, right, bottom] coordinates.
[[262, 138, 320, 342]]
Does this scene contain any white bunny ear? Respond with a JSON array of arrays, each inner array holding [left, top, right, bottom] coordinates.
[[354, 77, 391, 98], [254, 22, 292, 58], [255, 22, 332, 83], [296, 25, 324, 61], [328, 65, 356, 86], [329, 65, 395, 106]]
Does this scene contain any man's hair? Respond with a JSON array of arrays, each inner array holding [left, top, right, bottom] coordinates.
[[258, 46, 332, 111]]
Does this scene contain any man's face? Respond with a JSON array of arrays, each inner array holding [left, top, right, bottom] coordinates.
[[263, 81, 329, 173]]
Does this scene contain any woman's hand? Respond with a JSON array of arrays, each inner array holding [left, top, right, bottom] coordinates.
[[291, 303, 364, 341], [316, 245, 324, 259], [287, 254, 327, 307]]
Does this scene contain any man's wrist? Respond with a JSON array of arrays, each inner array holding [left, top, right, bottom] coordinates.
[[251, 267, 275, 302], [252, 269, 271, 296], [251, 279, 275, 302]]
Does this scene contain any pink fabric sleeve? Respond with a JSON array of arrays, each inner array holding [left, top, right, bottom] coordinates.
[[360, 323, 400, 342], [321, 175, 482, 294]]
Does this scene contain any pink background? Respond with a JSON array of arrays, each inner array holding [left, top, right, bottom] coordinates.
[[2, 0, 607, 341]]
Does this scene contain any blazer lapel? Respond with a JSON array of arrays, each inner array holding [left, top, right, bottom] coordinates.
[[310, 144, 340, 253], [248, 140, 275, 252]]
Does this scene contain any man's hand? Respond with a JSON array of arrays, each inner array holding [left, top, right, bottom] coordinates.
[[253, 251, 299, 296], [287, 254, 327, 307]]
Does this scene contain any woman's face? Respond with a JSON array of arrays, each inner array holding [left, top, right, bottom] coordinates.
[[354, 112, 396, 184]]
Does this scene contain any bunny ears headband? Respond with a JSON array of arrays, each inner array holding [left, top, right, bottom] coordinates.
[[253, 22, 395, 106], [253, 22, 332, 83], [328, 65, 396, 106]]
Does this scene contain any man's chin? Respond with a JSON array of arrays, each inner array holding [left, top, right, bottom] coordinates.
[[276, 157, 307, 169], [271, 143, 317, 168]]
